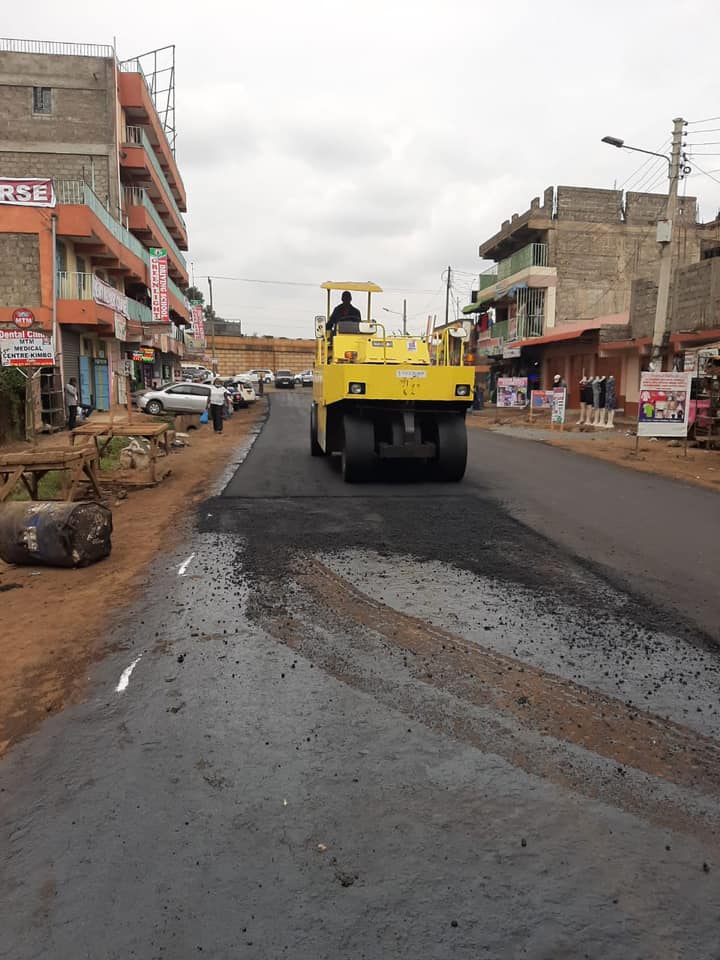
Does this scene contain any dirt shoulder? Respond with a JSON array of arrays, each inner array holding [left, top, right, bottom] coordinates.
[[0, 402, 265, 755], [468, 410, 720, 492]]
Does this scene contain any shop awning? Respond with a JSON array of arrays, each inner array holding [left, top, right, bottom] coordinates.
[[513, 324, 599, 350], [462, 296, 493, 314], [669, 329, 720, 346]]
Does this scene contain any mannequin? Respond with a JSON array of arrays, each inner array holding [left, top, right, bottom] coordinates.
[[604, 375, 617, 428], [591, 376, 601, 425], [597, 376, 607, 427], [578, 376, 593, 424]]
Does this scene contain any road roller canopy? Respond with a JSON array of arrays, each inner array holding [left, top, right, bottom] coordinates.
[[320, 281, 383, 293]]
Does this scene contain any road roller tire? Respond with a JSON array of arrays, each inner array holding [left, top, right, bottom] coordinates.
[[431, 414, 467, 481], [310, 403, 323, 456], [341, 415, 375, 483]]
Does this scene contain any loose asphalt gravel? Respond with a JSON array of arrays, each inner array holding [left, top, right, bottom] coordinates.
[[1, 388, 719, 960]]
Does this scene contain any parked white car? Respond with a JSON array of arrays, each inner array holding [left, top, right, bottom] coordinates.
[[138, 382, 211, 416], [249, 368, 274, 384]]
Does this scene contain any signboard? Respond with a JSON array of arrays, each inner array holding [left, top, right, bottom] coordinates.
[[114, 312, 127, 341], [530, 390, 553, 411], [502, 345, 521, 359], [496, 376, 528, 407], [149, 247, 169, 323], [93, 275, 128, 316], [550, 387, 567, 425], [132, 347, 155, 363], [0, 178, 55, 208], [190, 302, 206, 346], [12, 308, 35, 329], [682, 350, 698, 375], [637, 372, 692, 438], [0, 329, 54, 367]]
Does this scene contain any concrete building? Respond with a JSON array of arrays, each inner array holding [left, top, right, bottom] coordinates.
[[0, 38, 190, 424], [466, 185, 700, 409], [600, 218, 720, 412]]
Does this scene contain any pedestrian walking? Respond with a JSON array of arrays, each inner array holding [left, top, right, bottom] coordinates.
[[209, 379, 228, 434], [65, 377, 79, 431]]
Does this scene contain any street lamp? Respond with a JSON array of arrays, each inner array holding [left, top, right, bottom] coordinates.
[[601, 120, 684, 371], [601, 135, 670, 165]]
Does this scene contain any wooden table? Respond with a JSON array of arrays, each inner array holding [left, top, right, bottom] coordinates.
[[0, 446, 102, 502], [71, 421, 171, 483]]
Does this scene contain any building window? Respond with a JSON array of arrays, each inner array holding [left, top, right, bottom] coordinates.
[[32, 86, 52, 115]]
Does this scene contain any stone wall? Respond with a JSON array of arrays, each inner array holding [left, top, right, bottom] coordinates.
[[0, 234, 41, 306], [671, 258, 720, 332], [209, 336, 317, 377], [0, 51, 118, 206], [556, 187, 622, 223], [625, 192, 697, 226]]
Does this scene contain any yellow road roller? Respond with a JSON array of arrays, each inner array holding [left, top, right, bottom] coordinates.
[[311, 281, 473, 482]]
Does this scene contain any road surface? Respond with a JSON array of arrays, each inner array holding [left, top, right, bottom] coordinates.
[[1, 389, 719, 959]]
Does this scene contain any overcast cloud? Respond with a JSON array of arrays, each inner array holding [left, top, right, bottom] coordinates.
[[26, 0, 720, 336]]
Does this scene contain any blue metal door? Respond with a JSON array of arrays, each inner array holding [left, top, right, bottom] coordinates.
[[94, 359, 109, 410], [79, 355, 92, 406]]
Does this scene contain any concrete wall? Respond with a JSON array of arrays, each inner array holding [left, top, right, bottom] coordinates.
[[629, 257, 720, 337], [0, 234, 41, 305], [0, 51, 118, 207], [556, 187, 622, 223], [209, 336, 317, 377]]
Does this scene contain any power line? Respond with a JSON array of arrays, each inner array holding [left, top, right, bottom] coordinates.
[[687, 115, 720, 125], [690, 160, 720, 187]]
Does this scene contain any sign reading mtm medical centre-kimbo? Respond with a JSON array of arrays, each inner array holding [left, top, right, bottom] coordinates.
[[0, 178, 56, 207], [0, 330, 54, 367]]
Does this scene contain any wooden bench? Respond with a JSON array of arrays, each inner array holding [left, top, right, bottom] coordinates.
[[71, 420, 171, 483], [0, 446, 102, 502]]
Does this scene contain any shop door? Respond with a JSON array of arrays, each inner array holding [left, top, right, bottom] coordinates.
[[94, 358, 109, 410], [78, 355, 93, 407]]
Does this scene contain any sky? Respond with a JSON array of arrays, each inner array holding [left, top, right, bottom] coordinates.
[[18, 0, 720, 337]]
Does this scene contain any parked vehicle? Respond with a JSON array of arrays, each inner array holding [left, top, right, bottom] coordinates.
[[249, 369, 274, 384], [223, 378, 256, 408], [275, 369, 295, 389], [138, 382, 211, 416], [301, 369, 313, 387], [231, 377, 258, 403]]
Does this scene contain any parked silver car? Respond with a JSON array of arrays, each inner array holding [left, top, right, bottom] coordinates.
[[138, 381, 211, 416]]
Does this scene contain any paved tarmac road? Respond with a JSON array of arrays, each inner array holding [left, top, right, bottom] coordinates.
[[2, 389, 719, 960]]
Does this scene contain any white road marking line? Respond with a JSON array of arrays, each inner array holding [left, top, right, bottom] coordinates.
[[178, 553, 195, 576], [116, 655, 142, 693]]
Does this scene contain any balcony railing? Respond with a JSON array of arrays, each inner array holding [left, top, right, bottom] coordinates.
[[508, 314, 544, 341], [55, 180, 150, 264], [57, 271, 93, 300], [0, 38, 114, 57], [479, 272, 498, 290], [167, 276, 188, 311], [124, 126, 186, 228], [123, 186, 187, 269], [126, 298, 153, 324], [497, 242, 548, 282]]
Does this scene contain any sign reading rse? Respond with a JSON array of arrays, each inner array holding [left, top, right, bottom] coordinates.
[[0, 178, 56, 207]]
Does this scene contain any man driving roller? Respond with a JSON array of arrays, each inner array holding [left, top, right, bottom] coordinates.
[[327, 290, 362, 335]]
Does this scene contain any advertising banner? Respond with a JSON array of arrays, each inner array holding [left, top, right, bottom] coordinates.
[[530, 390, 553, 410], [132, 347, 155, 363], [149, 247, 170, 323], [550, 387, 567, 425], [637, 372, 692, 438], [191, 302, 206, 346], [496, 377, 528, 407], [93, 275, 128, 316], [0, 329, 54, 366], [0, 178, 55, 208], [114, 312, 127, 342]]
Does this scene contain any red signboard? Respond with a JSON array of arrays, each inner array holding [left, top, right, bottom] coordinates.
[[0, 178, 56, 208], [191, 303, 206, 345], [149, 247, 170, 323], [12, 308, 35, 329]]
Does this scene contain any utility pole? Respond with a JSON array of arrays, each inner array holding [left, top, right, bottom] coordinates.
[[650, 117, 684, 371], [208, 276, 217, 373], [402, 298, 407, 336], [444, 265, 451, 326]]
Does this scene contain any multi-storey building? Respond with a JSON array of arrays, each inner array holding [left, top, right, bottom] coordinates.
[[0, 38, 190, 424], [465, 185, 700, 409]]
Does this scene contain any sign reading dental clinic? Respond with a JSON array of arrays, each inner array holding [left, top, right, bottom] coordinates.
[[0, 178, 56, 207]]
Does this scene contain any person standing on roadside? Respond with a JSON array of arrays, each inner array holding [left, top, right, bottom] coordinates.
[[65, 377, 79, 431], [209, 379, 228, 434]]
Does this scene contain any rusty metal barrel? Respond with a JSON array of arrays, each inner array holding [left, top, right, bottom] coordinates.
[[0, 501, 113, 567]]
